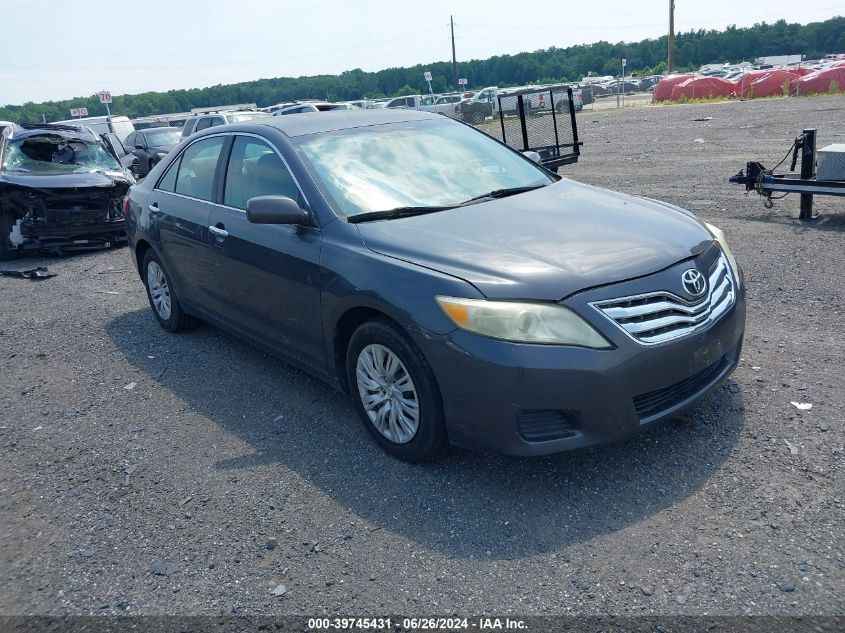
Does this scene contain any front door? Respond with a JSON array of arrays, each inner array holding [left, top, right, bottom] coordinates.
[[207, 134, 324, 370]]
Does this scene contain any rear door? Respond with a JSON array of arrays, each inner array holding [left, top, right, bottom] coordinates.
[[146, 135, 227, 309], [207, 134, 324, 369]]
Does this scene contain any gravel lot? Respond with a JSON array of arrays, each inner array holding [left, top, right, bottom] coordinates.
[[1, 95, 843, 618]]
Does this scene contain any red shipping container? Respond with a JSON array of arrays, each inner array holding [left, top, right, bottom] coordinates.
[[652, 74, 695, 101], [792, 66, 845, 94], [670, 76, 736, 100]]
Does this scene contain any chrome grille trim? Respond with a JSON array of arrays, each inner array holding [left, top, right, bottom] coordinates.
[[589, 254, 735, 345]]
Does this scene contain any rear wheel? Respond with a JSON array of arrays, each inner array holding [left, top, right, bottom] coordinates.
[[142, 250, 192, 332], [0, 211, 20, 261], [347, 318, 446, 462]]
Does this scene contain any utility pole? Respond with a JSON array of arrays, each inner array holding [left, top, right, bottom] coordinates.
[[451, 15, 458, 90], [668, 0, 675, 72]]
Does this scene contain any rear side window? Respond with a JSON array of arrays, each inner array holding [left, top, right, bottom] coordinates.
[[181, 119, 197, 137], [173, 136, 225, 201], [125, 133, 136, 147], [209, 117, 225, 127], [156, 155, 180, 192], [223, 136, 300, 209]]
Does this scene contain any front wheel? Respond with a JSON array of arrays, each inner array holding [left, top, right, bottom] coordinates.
[[470, 111, 484, 124], [347, 318, 446, 462]]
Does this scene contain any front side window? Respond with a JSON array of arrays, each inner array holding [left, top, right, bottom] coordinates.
[[223, 136, 300, 209], [173, 136, 225, 201], [294, 119, 552, 219], [195, 117, 213, 132], [209, 117, 225, 127]]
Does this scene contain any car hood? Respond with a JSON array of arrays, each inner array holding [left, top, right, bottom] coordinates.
[[0, 170, 134, 189], [355, 179, 715, 300]]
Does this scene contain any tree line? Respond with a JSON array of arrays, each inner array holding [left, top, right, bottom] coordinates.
[[2, 16, 843, 124]]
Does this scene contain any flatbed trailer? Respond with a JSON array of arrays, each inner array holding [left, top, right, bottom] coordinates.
[[729, 129, 845, 220]]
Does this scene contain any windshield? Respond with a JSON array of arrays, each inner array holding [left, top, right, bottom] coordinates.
[[145, 128, 181, 146], [228, 113, 264, 123], [2, 133, 121, 173], [293, 119, 553, 218]]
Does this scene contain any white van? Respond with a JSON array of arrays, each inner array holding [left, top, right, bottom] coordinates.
[[54, 115, 135, 142]]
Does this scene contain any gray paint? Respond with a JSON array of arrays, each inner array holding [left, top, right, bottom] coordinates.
[[126, 111, 746, 456]]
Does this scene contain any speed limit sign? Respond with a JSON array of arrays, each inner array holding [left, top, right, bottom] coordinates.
[[98, 91, 112, 104]]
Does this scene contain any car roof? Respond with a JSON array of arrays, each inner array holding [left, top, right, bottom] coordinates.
[[223, 109, 441, 138], [9, 123, 98, 141], [140, 126, 180, 132]]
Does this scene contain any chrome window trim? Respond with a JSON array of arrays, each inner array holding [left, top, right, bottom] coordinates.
[[153, 131, 313, 216]]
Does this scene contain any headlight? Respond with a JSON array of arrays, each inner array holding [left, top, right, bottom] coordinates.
[[436, 296, 612, 348], [704, 222, 740, 283]]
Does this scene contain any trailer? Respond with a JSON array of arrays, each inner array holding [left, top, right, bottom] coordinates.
[[729, 128, 845, 220], [496, 85, 583, 172]]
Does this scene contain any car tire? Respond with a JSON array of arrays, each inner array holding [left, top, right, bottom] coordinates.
[[347, 317, 446, 462], [142, 250, 192, 332], [0, 211, 20, 261], [470, 111, 484, 125]]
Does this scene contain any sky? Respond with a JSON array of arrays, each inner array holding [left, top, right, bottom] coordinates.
[[1, 0, 841, 105]]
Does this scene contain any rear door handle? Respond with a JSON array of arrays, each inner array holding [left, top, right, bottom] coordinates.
[[209, 224, 228, 238]]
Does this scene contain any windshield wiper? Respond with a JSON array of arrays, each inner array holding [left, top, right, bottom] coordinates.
[[347, 206, 453, 224], [459, 183, 548, 205]]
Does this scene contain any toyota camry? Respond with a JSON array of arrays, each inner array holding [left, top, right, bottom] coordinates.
[[125, 110, 745, 462]]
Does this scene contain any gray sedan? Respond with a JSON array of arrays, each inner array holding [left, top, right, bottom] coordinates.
[[125, 110, 746, 462]]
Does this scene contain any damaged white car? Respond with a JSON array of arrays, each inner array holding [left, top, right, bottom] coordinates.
[[0, 123, 135, 260]]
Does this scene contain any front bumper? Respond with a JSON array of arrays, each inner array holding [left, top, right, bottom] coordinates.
[[415, 264, 747, 457], [19, 219, 127, 251]]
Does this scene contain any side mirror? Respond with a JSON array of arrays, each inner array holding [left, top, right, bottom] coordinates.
[[246, 195, 308, 225], [522, 151, 542, 164]]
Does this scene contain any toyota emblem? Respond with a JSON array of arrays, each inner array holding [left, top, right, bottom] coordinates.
[[681, 269, 707, 296]]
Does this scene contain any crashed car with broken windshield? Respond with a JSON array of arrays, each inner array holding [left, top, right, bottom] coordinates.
[[0, 123, 135, 259], [126, 110, 746, 462]]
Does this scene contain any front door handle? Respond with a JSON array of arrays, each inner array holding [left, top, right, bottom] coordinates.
[[148, 202, 159, 213], [209, 224, 228, 238]]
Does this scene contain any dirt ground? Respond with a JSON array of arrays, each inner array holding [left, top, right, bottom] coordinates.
[[0, 95, 843, 618]]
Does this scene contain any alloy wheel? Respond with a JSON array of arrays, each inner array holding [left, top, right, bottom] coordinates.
[[355, 343, 419, 444], [146, 260, 172, 320]]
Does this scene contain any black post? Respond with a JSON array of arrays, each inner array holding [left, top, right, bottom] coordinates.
[[567, 87, 580, 159], [799, 128, 817, 220], [499, 97, 507, 144], [517, 96, 529, 151], [549, 90, 560, 156]]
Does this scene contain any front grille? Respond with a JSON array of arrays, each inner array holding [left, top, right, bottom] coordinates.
[[633, 355, 729, 419], [590, 254, 735, 345], [516, 410, 578, 442]]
